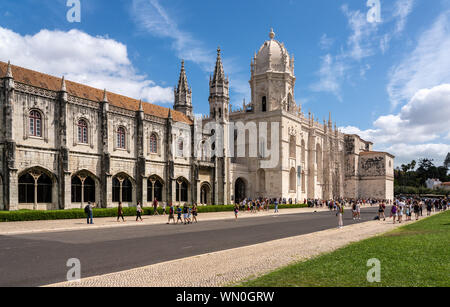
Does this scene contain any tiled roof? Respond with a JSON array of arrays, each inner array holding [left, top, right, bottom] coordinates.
[[0, 61, 192, 124]]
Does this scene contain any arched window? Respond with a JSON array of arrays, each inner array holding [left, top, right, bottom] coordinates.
[[29, 110, 42, 137], [289, 135, 296, 159], [150, 134, 158, 154], [148, 177, 163, 202], [36, 173, 52, 203], [84, 176, 96, 203], [177, 139, 184, 157], [122, 178, 132, 202], [301, 140, 306, 164], [77, 119, 88, 144], [112, 177, 121, 202], [176, 179, 188, 202], [262, 96, 267, 112], [18, 173, 35, 203], [257, 169, 266, 193], [316, 144, 323, 183], [289, 168, 296, 192], [117, 127, 126, 149], [71, 176, 82, 203], [112, 176, 133, 203]]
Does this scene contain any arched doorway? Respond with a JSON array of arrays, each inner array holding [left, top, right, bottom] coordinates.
[[200, 182, 211, 205], [234, 178, 246, 203], [148, 176, 164, 202]]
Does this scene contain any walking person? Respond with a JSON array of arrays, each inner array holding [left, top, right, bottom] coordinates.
[[390, 203, 398, 224], [234, 204, 239, 220], [167, 203, 175, 224], [176, 205, 183, 224], [274, 198, 279, 213], [183, 204, 189, 225], [192, 203, 198, 224], [117, 202, 125, 222], [84, 201, 95, 225], [337, 203, 344, 229], [136, 201, 143, 222], [152, 199, 159, 216], [378, 202, 386, 221], [413, 201, 420, 221]]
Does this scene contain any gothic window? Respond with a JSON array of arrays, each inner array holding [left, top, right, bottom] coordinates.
[[301, 140, 306, 164], [117, 127, 126, 149], [122, 178, 132, 202], [148, 177, 163, 202], [112, 177, 121, 202], [316, 144, 323, 183], [18, 173, 35, 203], [176, 179, 188, 202], [29, 110, 42, 137], [112, 176, 133, 203], [289, 135, 296, 159], [77, 119, 88, 144], [289, 168, 296, 192], [178, 139, 184, 157], [83, 176, 96, 203], [150, 133, 158, 154], [71, 176, 82, 203], [262, 96, 267, 112]]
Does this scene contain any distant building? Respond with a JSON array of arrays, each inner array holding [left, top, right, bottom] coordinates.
[[425, 178, 442, 190], [440, 182, 450, 191]]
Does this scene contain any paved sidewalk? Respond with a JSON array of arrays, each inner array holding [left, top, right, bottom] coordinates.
[[46, 211, 437, 287], [0, 207, 335, 236]]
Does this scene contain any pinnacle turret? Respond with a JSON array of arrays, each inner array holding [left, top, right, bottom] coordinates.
[[60, 76, 67, 92], [174, 60, 193, 119], [6, 61, 13, 78], [211, 47, 226, 84]]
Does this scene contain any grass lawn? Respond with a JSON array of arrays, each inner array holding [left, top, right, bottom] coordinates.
[[240, 211, 450, 287]]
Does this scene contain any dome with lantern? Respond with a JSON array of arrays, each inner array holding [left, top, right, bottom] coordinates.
[[252, 29, 294, 75]]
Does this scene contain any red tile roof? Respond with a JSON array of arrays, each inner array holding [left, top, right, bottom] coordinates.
[[0, 61, 192, 124]]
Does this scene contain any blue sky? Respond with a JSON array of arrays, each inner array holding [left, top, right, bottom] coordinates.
[[0, 0, 449, 166]]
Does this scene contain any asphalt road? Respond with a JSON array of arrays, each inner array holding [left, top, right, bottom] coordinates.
[[0, 207, 381, 287]]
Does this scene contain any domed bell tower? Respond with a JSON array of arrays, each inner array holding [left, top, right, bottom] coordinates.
[[250, 29, 296, 113]]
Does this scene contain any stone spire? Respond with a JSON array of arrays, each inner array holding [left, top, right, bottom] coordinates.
[[139, 99, 144, 112], [6, 60, 13, 78], [209, 47, 230, 121], [174, 60, 193, 119], [60, 76, 67, 92], [103, 89, 108, 102], [211, 47, 226, 84]]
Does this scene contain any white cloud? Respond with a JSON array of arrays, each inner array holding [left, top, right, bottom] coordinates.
[[310, 54, 347, 100], [387, 11, 450, 108], [131, 0, 215, 71], [319, 34, 334, 50], [341, 84, 450, 165], [384, 143, 450, 166], [313, 1, 415, 99], [0, 27, 173, 104]]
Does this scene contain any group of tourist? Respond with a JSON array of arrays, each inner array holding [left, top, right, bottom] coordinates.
[[387, 197, 448, 224], [83, 195, 448, 227]]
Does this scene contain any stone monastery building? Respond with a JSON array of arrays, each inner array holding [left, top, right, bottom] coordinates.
[[0, 30, 394, 211]]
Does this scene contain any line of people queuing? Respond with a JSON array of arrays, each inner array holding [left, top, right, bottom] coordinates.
[[388, 197, 448, 224]]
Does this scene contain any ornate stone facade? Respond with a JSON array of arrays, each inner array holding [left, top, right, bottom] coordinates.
[[0, 30, 394, 211]]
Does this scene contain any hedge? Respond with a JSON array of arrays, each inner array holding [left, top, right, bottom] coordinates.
[[0, 204, 307, 223]]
